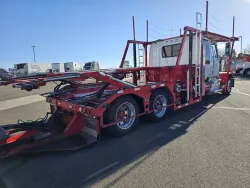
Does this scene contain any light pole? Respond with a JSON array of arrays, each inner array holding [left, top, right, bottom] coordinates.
[[239, 36, 242, 53], [31, 46, 37, 63]]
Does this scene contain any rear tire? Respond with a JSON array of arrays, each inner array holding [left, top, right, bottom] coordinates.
[[146, 89, 168, 122], [104, 96, 139, 136]]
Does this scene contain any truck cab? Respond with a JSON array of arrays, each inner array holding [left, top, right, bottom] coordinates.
[[83, 61, 100, 70], [64, 62, 82, 72], [149, 37, 220, 78], [203, 39, 220, 78], [13, 63, 28, 76], [148, 31, 235, 96]]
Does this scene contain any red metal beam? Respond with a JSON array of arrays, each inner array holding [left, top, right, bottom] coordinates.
[[203, 31, 239, 42], [132, 16, 136, 40], [199, 43, 204, 100], [119, 41, 130, 68], [146, 20, 148, 42], [175, 29, 188, 67], [206, 0, 208, 33], [232, 16, 235, 38], [230, 16, 236, 59]]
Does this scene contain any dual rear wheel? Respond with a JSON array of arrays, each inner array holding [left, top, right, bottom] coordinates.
[[104, 90, 168, 136]]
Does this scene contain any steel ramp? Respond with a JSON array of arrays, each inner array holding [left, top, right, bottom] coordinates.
[[0, 124, 99, 159], [22, 133, 97, 154]]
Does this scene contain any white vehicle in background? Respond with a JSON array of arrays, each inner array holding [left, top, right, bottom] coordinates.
[[48, 62, 83, 73], [240, 62, 250, 76], [237, 54, 250, 77], [230, 59, 244, 74], [83, 61, 100, 70], [122, 60, 132, 78], [0, 68, 9, 81], [13, 63, 52, 76], [64, 62, 82, 72], [51, 63, 65, 73], [12, 62, 83, 76]]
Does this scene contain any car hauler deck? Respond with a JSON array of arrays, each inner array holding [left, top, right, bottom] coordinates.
[[0, 10, 238, 158]]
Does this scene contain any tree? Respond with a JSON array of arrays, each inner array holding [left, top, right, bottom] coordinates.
[[217, 43, 225, 57], [243, 44, 250, 54], [218, 47, 225, 57], [217, 45, 237, 57]]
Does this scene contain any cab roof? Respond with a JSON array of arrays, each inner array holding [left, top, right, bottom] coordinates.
[[202, 31, 239, 43], [148, 30, 239, 44]]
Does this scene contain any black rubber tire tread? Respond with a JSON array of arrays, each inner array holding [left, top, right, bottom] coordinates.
[[104, 95, 139, 137], [146, 89, 168, 122], [243, 69, 250, 77]]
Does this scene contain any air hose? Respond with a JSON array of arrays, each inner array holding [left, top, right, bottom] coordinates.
[[17, 113, 49, 124]]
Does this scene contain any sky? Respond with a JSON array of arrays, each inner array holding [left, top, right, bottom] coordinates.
[[0, 0, 250, 69]]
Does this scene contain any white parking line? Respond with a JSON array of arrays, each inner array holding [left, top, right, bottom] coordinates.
[[232, 90, 250, 97], [0, 95, 45, 111], [232, 88, 240, 92], [81, 161, 119, 183], [213, 107, 250, 111], [188, 104, 214, 122]]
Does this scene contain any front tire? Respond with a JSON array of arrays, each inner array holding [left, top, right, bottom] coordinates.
[[104, 96, 139, 136], [222, 79, 232, 95]]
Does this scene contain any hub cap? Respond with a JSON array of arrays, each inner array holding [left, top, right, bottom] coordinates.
[[153, 95, 167, 118], [227, 80, 231, 92], [116, 102, 136, 130]]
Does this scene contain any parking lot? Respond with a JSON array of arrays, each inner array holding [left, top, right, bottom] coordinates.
[[1, 77, 250, 188]]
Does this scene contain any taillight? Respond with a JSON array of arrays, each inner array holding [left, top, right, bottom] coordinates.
[[85, 108, 90, 116]]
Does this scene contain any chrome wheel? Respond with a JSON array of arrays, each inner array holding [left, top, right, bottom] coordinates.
[[115, 102, 136, 130], [227, 80, 231, 93], [153, 95, 167, 118]]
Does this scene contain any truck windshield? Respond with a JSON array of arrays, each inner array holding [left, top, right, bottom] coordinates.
[[211, 45, 218, 59], [84, 63, 92, 70], [16, 64, 26, 70]]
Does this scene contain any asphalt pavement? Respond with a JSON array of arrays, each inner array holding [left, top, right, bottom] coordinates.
[[0, 78, 250, 188]]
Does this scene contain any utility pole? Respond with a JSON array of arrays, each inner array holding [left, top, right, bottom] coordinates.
[[239, 36, 243, 53], [31, 46, 37, 63]]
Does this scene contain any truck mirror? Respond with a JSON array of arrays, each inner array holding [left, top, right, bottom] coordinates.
[[225, 42, 231, 56], [238, 53, 243, 58]]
